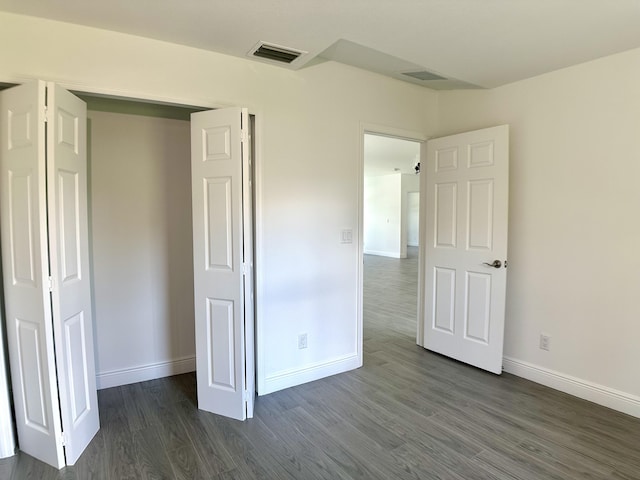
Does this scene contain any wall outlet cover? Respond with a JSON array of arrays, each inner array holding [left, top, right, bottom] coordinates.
[[539, 334, 551, 351]]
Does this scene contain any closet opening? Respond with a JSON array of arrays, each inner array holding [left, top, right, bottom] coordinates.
[[76, 92, 258, 393], [77, 93, 202, 390], [0, 84, 259, 466]]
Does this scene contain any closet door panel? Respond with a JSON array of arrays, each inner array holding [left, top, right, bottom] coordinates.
[[0, 81, 65, 468], [191, 107, 254, 420], [47, 83, 99, 466]]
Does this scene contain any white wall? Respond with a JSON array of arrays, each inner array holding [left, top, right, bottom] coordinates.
[[88, 111, 195, 388], [401, 174, 420, 251], [0, 12, 439, 395], [438, 47, 640, 415], [363, 173, 419, 258], [407, 191, 420, 247], [363, 174, 403, 257]]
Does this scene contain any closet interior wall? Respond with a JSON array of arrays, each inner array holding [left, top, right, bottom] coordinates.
[[84, 98, 199, 388]]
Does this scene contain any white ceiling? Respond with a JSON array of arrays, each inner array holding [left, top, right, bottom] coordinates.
[[1, 0, 639, 88], [364, 134, 420, 177]]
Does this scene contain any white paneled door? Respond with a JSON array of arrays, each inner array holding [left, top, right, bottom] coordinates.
[[0, 81, 99, 468], [191, 108, 255, 420], [46, 84, 99, 464], [421, 125, 509, 374]]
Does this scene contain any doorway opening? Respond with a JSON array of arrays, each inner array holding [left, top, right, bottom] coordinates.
[[77, 92, 259, 396], [360, 128, 425, 362], [77, 94, 202, 390]]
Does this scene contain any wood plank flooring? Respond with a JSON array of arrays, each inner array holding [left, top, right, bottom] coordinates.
[[2, 247, 640, 479]]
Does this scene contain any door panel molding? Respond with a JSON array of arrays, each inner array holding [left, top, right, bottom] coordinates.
[[191, 107, 254, 420], [47, 82, 99, 466], [419, 125, 509, 374], [1, 80, 98, 468], [1, 80, 65, 469]]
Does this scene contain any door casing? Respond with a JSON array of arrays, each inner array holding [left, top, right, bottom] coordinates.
[[63, 87, 263, 396], [358, 123, 428, 355]]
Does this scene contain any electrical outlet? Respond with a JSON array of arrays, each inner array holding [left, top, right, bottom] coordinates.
[[298, 333, 308, 349], [539, 334, 551, 351]]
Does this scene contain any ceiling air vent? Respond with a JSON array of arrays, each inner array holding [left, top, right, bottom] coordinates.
[[249, 42, 305, 64], [402, 70, 447, 82]]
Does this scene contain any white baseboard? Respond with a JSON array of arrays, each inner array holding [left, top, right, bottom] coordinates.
[[96, 355, 196, 390], [363, 249, 401, 258], [261, 353, 361, 395], [0, 428, 15, 459], [503, 356, 640, 419], [0, 384, 16, 459]]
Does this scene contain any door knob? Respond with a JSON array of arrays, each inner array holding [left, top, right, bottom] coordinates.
[[483, 260, 502, 268]]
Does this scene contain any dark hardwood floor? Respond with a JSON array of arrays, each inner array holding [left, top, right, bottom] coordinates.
[[2, 247, 640, 479]]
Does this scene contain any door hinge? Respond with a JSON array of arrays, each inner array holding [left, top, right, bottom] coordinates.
[[240, 129, 249, 144], [43, 106, 49, 123], [241, 263, 247, 276], [60, 432, 66, 447], [48, 276, 54, 292]]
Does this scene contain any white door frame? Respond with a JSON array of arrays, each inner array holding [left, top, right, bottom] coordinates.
[[358, 123, 428, 358], [70, 87, 264, 401], [65, 85, 264, 401], [0, 79, 263, 432], [0, 85, 16, 454]]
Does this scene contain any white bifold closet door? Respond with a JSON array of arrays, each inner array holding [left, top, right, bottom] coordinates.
[[191, 107, 255, 420], [0, 80, 99, 468]]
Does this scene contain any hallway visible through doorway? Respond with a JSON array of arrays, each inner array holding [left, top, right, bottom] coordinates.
[[363, 246, 418, 344]]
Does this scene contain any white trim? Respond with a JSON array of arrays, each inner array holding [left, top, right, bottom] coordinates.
[[96, 356, 196, 390], [260, 354, 361, 395], [363, 249, 403, 258], [0, 310, 16, 459], [0, 74, 233, 112], [416, 143, 428, 348], [254, 111, 267, 395], [503, 356, 640, 419], [360, 123, 428, 143]]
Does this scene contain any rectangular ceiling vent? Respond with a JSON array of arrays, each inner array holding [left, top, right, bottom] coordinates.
[[402, 70, 447, 82], [249, 42, 305, 64]]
